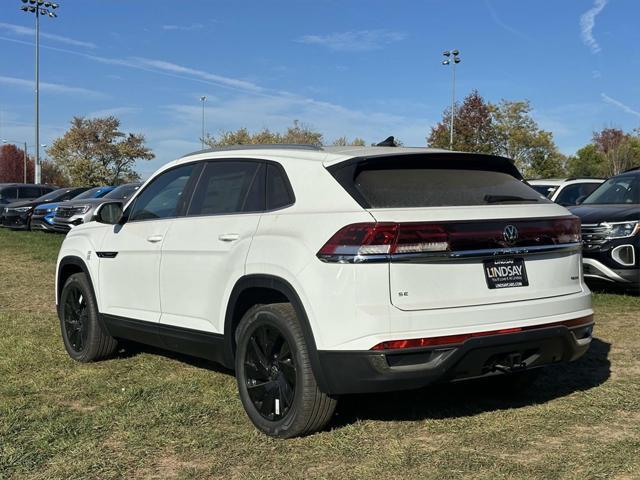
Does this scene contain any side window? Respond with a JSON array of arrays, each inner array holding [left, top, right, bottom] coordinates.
[[128, 164, 195, 221], [266, 164, 294, 210], [0, 187, 18, 203], [188, 161, 264, 216], [19, 186, 42, 199], [556, 183, 598, 206]]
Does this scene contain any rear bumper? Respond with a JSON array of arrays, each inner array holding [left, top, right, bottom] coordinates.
[[317, 320, 593, 395]]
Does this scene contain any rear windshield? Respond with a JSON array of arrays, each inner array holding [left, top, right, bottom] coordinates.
[[332, 156, 548, 208]]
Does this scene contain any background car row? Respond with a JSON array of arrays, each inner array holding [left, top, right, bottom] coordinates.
[[0, 182, 140, 232]]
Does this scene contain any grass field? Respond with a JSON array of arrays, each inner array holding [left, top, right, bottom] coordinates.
[[1, 228, 639, 480]]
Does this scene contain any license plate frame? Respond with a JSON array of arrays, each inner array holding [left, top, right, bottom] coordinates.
[[483, 257, 529, 289]]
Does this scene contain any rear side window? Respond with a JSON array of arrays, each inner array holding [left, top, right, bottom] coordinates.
[[188, 161, 264, 216], [19, 186, 42, 199], [330, 155, 548, 208], [266, 164, 294, 210], [555, 183, 600, 206]]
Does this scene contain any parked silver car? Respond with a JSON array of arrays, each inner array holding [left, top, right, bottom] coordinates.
[[51, 182, 141, 232]]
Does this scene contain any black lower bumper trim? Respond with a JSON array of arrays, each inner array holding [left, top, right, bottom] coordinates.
[[317, 324, 593, 395]]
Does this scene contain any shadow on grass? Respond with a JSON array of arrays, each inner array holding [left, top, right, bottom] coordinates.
[[587, 279, 639, 296], [332, 337, 611, 426], [115, 336, 611, 427], [114, 341, 234, 376]]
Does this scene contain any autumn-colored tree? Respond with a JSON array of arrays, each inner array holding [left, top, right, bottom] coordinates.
[[592, 128, 640, 175], [47, 116, 154, 186], [204, 120, 324, 148], [0, 144, 34, 183], [427, 90, 497, 153], [41, 160, 69, 186]]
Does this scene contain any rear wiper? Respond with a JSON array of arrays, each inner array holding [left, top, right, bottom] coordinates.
[[484, 194, 540, 203]]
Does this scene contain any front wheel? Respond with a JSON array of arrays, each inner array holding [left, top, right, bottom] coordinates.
[[58, 272, 118, 362], [235, 303, 336, 438]]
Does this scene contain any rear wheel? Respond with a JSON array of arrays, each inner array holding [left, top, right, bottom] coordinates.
[[59, 272, 118, 362], [235, 303, 336, 438]]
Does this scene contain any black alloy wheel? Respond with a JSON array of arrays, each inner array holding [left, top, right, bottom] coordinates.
[[62, 284, 89, 353], [244, 323, 297, 420]]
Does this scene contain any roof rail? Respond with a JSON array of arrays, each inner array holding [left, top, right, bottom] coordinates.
[[182, 143, 323, 158], [565, 176, 606, 181]]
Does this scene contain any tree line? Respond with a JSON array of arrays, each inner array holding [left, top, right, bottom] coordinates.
[[0, 91, 638, 185]]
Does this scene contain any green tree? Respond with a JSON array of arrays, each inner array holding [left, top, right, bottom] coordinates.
[[491, 100, 565, 177], [47, 116, 154, 186], [204, 120, 323, 147], [427, 90, 497, 153], [566, 144, 607, 177]]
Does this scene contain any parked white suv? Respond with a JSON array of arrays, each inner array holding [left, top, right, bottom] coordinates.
[[528, 178, 604, 206], [55, 145, 594, 437]]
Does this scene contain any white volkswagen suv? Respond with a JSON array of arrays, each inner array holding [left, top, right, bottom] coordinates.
[[55, 145, 594, 438]]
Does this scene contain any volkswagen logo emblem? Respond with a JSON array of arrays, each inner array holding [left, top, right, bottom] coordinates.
[[503, 225, 519, 245]]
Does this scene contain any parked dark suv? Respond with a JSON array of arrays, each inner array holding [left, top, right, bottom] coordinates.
[[1, 187, 90, 230], [570, 167, 640, 293], [0, 184, 56, 206]]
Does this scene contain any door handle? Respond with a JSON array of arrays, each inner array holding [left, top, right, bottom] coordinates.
[[147, 234, 164, 243], [218, 233, 239, 242]]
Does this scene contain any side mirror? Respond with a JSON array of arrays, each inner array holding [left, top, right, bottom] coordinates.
[[94, 201, 123, 225]]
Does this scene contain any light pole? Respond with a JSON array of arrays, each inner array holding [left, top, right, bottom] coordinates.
[[442, 49, 461, 150], [200, 96, 207, 150], [19, 0, 59, 185]]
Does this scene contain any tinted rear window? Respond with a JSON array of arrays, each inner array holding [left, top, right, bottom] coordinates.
[[330, 155, 547, 208], [355, 169, 547, 208]]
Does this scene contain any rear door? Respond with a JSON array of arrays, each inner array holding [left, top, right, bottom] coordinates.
[[329, 154, 583, 311], [159, 159, 265, 333]]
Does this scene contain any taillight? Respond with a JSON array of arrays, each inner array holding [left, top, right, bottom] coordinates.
[[317, 222, 450, 261], [317, 216, 581, 263]]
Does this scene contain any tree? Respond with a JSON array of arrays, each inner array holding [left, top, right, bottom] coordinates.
[[41, 160, 69, 186], [491, 100, 564, 177], [47, 116, 154, 186], [592, 128, 639, 175], [204, 120, 324, 148], [332, 136, 366, 146], [0, 144, 34, 183], [427, 90, 498, 153], [566, 144, 607, 177]]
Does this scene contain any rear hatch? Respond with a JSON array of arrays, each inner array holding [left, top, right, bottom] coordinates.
[[324, 152, 583, 310]]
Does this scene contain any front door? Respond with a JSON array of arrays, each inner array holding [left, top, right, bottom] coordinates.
[[98, 163, 197, 323]]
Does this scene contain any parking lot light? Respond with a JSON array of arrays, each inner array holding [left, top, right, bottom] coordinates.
[[19, 0, 60, 185], [441, 49, 461, 150]]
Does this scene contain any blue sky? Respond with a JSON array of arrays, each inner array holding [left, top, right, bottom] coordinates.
[[1, 0, 639, 178]]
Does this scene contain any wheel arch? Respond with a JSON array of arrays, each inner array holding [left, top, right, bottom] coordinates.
[[223, 274, 329, 393], [57, 256, 96, 309]]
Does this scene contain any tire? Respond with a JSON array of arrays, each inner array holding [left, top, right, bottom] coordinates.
[[58, 272, 118, 362], [235, 303, 337, 438]]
